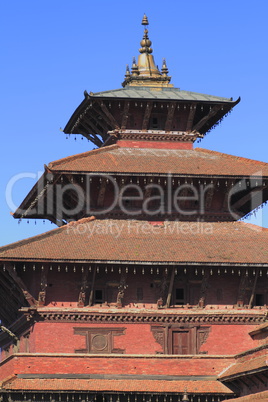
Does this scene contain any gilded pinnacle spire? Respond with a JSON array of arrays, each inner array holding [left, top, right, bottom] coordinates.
[[141, 14, 149, 25], [139, 14, 153, 54], [122, 15, 173, 88]]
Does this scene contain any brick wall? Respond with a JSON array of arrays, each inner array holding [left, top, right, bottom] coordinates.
[[28, 322, 257, 355]]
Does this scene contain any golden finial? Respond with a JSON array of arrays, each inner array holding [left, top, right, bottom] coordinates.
[[125, 64, 130, 79], [161, 58, 169, 76], [131, 57, 139, 76], [121, 15, 173, 88], [141, 14, 149, 26], [139, 15, 152, 55]]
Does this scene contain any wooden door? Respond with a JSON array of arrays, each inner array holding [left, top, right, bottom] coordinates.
[[172, 330, 190, 354]]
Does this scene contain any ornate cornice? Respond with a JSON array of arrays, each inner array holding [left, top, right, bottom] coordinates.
[[22, 308, 267, 325], [105, 129, 203, 143]]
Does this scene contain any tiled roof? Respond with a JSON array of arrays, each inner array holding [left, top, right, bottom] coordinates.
[[47, 145, 268, 177], [249, 322, 268, 336], [219, 354, 268, 380], [0, 377, 233, 394], [222, 391, 268, 402], [0, 219, 268, 265], [90, 86, 235, 103]]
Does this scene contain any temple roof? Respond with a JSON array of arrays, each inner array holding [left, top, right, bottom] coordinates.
[[1, 220, 268, 265], [63, 15, 239, 146], [219, 352, 268, 380], [0, 377, 233, 394], [222, 391, 268, 402], [47, 144, 268, 178], [86, 87, 235, 103]]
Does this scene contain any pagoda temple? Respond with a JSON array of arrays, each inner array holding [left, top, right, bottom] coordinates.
[[0, 15, 267, 402]]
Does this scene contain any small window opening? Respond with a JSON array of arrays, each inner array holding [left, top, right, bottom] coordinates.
[[137, 287, 143, 301], [94, 289, 103, 303], [152, 117, 158, 129], [255, 294, 264, 306], [175, 288, 185, 304]]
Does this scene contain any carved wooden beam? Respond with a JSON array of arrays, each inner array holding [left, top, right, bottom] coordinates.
[[84, 110, 110, 133], [78, 120, 103, 147], [89, 105, 113, 131], [222, 182, 233, 211], [6, 263, 37, 306], [142, 102, 153, 131], [236, 271, 249, 307], [193, 104, 221, 132], [97, 179, 107, 207], [121, 101, 130, 130], [88, 266, 97, 306], [160, 269, 168, 301], [198, 268, 210, 307], [249, 269, 259, 309], [205, 185, 214, 210], [165, 102, 176, 132], [78, 269, 88, 307], [166, 266, 175, 308], [98, 101, 120, 129], [81, 132, 103, 147], [0, 272, 25, 324], [186, 103, 197, 131], [255, 373, 268, 386], [231, 187, 265, 210]]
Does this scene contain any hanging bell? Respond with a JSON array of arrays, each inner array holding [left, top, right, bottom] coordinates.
[[182, 391, 189, 402]]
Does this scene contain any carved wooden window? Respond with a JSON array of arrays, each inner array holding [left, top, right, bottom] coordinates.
[[151, 325, 210, 355], [74, 327, 125, 354]]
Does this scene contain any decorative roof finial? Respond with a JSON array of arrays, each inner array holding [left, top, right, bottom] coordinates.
[[161, 58, 169, 76], [122, 15, 173, 88], [139, 14, 153, 55], [141, 14, 149, 26], [131, 57, 139, 76], [125, 64, 130, 79]]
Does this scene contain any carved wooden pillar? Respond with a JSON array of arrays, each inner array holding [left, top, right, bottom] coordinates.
[[88, 266, 97, 306], [159, 268, 169, 303], [78, 269, 88, 307], [38, 266, 48, 306], [198, 269, 210, 308], [116, 271, 128, 308], [237, 271, 249, 307], [97, 178, 107, 208], [249, 269, 259, 309], [166, 267, 176, 308]]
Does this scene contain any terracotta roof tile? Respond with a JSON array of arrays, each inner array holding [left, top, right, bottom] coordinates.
[[47, 146, 268, 177], [219, 355, 268, 380], [1, 377, 233, 394], [0, 220, 268, 264], [249, 322, 268, 336], [222, 390, 268, 401]]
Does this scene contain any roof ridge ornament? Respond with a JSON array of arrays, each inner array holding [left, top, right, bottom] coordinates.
[[122, 15, 173, 88]]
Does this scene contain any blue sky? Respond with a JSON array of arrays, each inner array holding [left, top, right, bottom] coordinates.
[[1, 0, 268, 246]]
